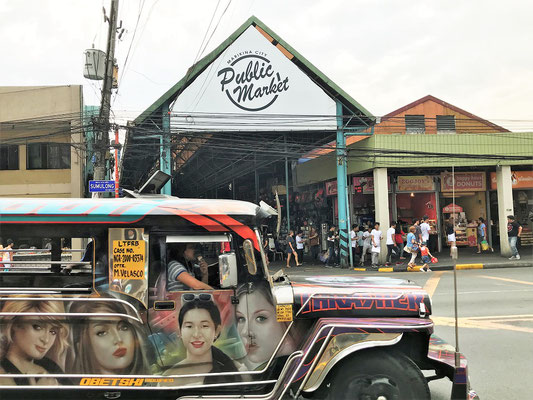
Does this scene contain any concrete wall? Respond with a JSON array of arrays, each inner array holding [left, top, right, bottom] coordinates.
[[0, 86, 84, 198]]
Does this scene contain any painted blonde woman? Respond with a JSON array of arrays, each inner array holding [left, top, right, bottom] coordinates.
[[0, 298, 70, 386]]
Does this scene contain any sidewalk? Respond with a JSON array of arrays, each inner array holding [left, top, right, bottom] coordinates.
[[268, 247, 533, 273]]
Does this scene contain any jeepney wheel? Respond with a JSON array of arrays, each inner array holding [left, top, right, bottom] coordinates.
[[321, 349, 430, 400]]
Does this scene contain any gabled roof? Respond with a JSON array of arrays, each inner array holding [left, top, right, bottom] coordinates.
[[133, 15, 374, 126], [381, 95, 509, 132]]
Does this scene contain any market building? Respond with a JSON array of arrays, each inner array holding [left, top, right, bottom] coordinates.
[[0, 85, 86, 198], [295, 95, 533, 257], [119, 16, 374, 239]]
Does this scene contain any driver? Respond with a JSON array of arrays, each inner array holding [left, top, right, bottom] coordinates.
[[167, 243, 213, 291]]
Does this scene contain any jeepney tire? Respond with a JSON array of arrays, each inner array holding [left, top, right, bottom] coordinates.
[[318, 348, 430, 400]]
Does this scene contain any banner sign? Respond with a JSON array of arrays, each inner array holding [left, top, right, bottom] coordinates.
[[171, 26, 337, 131], [440, 172, 486, 192], [89, 180, 116, 192], [442, 203, 463, 213], [353, 176, 391, 193], [397, 176, 434, 192], [490, 170, 533, 190], [325, 180, 337, 196]]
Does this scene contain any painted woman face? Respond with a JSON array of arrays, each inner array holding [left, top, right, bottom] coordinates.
[[236, 291, 289, 365], [180, 308, 218, 360], [88, 317, 135, 374], [11, 317, 58, 360]]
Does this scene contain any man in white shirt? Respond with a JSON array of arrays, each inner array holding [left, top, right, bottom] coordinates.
[[371, 222, 382, 268], [360, 226, 372, 265], [386, 221, 398, 265], [350, 224, 360, 265], [420, 216, 431, 245], [295, 231, 305, 265]]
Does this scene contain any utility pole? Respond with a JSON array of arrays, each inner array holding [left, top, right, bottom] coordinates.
[[93, 0, 119, 198]]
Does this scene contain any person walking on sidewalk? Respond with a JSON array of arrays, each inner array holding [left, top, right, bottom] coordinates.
[[413, 218, 423, 245], [507, 215, 522, 260], [350, 224, 361, 265], [371, 222, 382, 269], [295, 231, 305, 264], [386, 221, 398, 265], [308, 227, 320, 261], [394, 224, 406, 260], [405, 226, 419, 269], [285, 230, 301, 268], [326, 226, 338, 268], [420, 216, 431, 245], [360, 226, 372, 266], [419, 243, 433, 272], [476, 217, 493, 253]]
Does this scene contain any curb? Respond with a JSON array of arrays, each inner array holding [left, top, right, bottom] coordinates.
[[352, 261, 532, 272]]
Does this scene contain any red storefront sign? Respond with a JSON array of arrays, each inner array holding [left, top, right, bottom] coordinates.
[[353, 176, 391, 193], [440, 172, 486, 192], [325, 180, 337, 196], [442, 203, 463, 213], [490, 170, 533, 190]]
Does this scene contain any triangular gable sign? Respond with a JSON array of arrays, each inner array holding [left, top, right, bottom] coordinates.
[[171, 25, 337, 131]]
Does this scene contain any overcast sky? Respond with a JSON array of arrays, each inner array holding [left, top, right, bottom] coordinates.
[[1, 0, 532, 131]]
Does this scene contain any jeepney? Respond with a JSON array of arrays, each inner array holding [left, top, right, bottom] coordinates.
[[0, 196, 477, 399]]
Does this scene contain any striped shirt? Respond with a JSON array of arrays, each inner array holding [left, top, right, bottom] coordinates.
[[167, 260, 201, 292]]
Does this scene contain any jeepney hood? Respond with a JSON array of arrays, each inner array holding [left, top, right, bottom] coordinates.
[[289, 275, 432, 319]]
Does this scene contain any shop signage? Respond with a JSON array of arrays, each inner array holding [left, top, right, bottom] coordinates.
[[442, 203, 463, 213], [397, 176, 434, 192], [325, 180, 337, 196], [171, 26, 337, 131], [490, 170, 533, 190], [440, 172, 486, 192], [353, 176, 391, 193]]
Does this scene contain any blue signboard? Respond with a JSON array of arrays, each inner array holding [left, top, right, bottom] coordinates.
[[89, 180, 116, 192]]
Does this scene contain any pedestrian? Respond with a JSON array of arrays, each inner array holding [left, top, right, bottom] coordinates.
[[507, 215, 522, 260], [325, 226, 338, 268], [420, 216, 431, 245], [370, 222, 382, 269], [360, 226, 372, 265], [356, 225, 364, 254], [405, 226, 419, 268], [386, 221, 398, 265], [308, 227, 320, 261], [419, 243, 433, 272], [350, 224, 361, 265], [285, 230, 301, 268], [476, 217, 493, 253], [413, 218, 423, 244], [394, 224, 406, 260], [2, 239, 14, 272], [295, 231, 305, 265], [446, 217, 456, 255]]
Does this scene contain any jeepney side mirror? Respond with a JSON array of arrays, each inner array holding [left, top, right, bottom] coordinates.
[[219, 252, 238, 288]]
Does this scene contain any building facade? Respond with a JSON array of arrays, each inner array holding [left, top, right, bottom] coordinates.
[[0, 85, 85, 198]]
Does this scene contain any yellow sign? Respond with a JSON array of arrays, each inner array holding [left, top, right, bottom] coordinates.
[[112, 240, 145, 280], [276, 304, 293, 322]]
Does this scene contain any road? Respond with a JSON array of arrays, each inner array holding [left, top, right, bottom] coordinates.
[[279, 265, 533, 399]]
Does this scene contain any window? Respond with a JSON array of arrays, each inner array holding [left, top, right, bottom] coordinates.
[[27, 142, 71, 169], [405, 115, 425, 134], [0, 144, 19, 170], [437, 115, 456, 134]]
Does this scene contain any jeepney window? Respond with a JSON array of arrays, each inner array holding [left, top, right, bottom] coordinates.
[[165, 234, 232, 291], [0, 236, 96, 290]]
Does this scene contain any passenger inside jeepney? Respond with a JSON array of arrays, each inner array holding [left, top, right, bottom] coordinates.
[[167, 243, 213, 291]]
